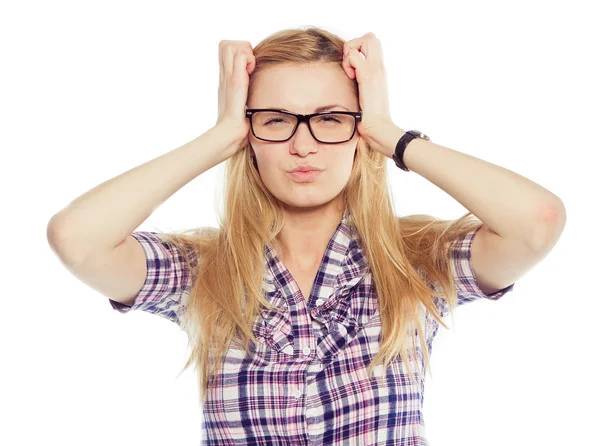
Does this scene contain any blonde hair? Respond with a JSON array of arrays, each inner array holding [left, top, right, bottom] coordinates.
[[157, 26, 483, 405]]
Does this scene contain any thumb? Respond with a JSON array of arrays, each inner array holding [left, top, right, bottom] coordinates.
[[345, 48, 365, 80]]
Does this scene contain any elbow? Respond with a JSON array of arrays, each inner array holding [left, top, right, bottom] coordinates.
[[529, 199, 567, 253], [46, 215, 82, 266]]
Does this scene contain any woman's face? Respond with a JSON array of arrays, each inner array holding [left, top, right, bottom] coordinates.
[[247, 62, 360, 213]]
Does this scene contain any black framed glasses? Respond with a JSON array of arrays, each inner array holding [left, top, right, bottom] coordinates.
[[245, 108, 362, 144]]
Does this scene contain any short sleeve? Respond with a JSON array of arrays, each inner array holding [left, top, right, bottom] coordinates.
[[451, 225, 515, 301], [108, 231, 196, 329], [434, 225, 516, 318]]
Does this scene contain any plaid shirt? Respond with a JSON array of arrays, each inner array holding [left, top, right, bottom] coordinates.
[[110, 211, 515, 445]]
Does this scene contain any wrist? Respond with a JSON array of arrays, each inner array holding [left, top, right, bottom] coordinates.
[[366, 122, 405, 159]]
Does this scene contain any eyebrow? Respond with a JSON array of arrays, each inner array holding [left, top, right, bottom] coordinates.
[[270, 104, 350, 113]]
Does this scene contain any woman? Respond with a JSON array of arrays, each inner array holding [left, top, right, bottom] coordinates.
[[47, 26, 566, 444]]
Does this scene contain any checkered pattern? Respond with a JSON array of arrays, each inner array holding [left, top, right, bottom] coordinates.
[[110, 213, 515, 445]]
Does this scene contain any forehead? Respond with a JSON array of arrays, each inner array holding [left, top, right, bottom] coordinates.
[[252, 63, 356, 112]]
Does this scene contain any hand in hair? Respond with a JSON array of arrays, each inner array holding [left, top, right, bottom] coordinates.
[[342, 32, 395, 149]]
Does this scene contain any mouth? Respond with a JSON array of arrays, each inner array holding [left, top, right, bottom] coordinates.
[[287, 170, 322, 182], [288, 166, 323, 173]]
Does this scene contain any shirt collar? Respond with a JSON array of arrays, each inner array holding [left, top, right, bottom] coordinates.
[[263, 209, 369, 298]]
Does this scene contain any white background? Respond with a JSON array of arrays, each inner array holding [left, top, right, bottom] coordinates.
[[2, 0, 596, 445]]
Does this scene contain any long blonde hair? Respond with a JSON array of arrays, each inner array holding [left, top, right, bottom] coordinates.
[[157, 26, 483, 405]]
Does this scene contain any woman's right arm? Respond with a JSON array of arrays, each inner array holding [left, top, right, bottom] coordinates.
[[46, 123, 243, 268], [47, 39, 256, 267], [46, 40, 256, 306]]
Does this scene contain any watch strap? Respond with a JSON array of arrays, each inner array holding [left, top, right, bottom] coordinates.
[[392, 130, 430, 171]]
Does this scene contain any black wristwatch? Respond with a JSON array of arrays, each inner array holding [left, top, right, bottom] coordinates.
[[392, 130, 430, 172]]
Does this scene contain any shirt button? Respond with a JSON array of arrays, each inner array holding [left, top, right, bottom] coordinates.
[[303, 347, 312, 356], [294, 388, 302, 399], [316, 298, 325, 306]]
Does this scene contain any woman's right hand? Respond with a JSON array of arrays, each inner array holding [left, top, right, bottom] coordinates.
[[215, 40, 256, 156]]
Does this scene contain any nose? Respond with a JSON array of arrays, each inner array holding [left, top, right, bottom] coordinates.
[[293, 120, 317, 142], [289, 121, 319, 156]]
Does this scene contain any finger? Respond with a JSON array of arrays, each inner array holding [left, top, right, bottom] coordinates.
[[240, 42, 256, 74], [245, 50, 256, 74], [343, 32, 382, 64], [232, 52, 246, 86], [341, 49, 354, 79], [341, 49, 352, 77], [344, 32, 376, 56], [223, 44, 236, 80], [346, 49, 366, 80], [341, 44, 361, 78]]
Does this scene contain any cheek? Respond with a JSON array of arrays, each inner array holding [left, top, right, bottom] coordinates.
[[255, 152, 278, 169]]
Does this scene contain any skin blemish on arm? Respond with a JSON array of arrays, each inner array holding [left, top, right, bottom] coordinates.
[[537, 202, 564, 225]]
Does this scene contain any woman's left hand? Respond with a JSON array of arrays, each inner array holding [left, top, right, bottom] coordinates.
[[342, 32, 395, 151]]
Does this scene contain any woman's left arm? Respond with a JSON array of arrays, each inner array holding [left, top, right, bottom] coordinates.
[[342, 32, 566, 253], [369, 121, 566, 254]]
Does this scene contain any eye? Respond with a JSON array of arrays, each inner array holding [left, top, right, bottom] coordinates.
[[318, 116, 342, 123], [265, 118, 286, 125]]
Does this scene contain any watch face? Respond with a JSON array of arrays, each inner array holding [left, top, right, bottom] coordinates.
[[411, 130, 430, 141]]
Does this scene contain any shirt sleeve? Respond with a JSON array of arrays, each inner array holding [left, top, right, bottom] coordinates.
[[434, 225, 516, 318], [108, 231, 196, 329]]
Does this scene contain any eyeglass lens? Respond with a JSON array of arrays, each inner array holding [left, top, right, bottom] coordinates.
[[251, 111, 355, 143]]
